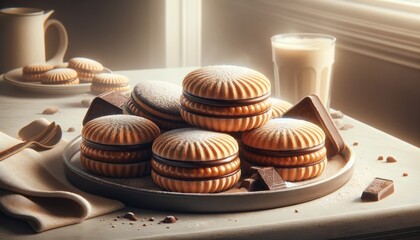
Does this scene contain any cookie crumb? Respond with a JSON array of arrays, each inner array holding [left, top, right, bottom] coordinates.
[[67, 127, 76, 132], [340, 124, 354, 130], [352, 142, 359, 146], [148, 217, 155, 222], [386, 156, 397, 163], [142, 224, 147, 227], [377, 156, 384, 160], [330, 110, 344, 119], [42, 107, 60, 115], [403, 172, 408, 177], [111, 225, 116, 228], [333, 119, 344, 129], [113, 218, 118, 221]]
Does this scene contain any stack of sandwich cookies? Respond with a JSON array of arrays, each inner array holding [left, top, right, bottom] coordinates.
[[241, 118, 327, 182], [91, 73, 130, 94], [180, 65, 272, 132], [22, 63, 54, 82], [40, 68, 79, 85], [125, 81, 189, 131], [68, 57, 104, 83], [151, 128, 241, 193], [80, 115, 160, 177], [270, 97, 293, 118]]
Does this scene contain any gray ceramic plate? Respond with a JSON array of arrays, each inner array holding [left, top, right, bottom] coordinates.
[[3, 67, 111, 94], [63, 136, 355, 213]]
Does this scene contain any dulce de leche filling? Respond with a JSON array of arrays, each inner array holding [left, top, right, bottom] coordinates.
[[151, 153, 240, 181]]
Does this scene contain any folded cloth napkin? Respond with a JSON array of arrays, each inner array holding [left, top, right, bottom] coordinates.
[[0, 130, 124, 232]]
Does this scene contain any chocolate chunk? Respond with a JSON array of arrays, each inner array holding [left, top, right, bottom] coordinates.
[[240, 178, 263, 191], [82, 91, 129, 125], [386, 156, 397, 163], [161, 216, 177, 224], [257, 167, 286, 190], [123, 212, 138, 221], [283, 94, 345, 158], [361, 177, 394, 201]]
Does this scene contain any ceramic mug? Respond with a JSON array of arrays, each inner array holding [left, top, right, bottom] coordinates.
[[0, 7, 68, 74]]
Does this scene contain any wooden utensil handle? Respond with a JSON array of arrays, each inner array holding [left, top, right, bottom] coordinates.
[[0, 141, 33, 161]]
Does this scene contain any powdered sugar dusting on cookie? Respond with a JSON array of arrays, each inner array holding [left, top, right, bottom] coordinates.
[[133, 81, 182, 115]]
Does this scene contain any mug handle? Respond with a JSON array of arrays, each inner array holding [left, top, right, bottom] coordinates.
[[44, 19, 68, 65]]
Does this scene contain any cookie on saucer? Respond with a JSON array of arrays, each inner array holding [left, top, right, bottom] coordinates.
[[40, 68, 79, 85], [80, 115, 160, 177], [125, 81, 189, 132], [180, 65, 272, 132], [22, 63, 54, 82], [91, 73, 130, 94], [151, 128, 241, 193], [68, 57, 104, 83], [241, 118, 327, 182]]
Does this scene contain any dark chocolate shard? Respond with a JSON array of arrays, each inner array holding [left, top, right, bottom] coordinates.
[[82, 91, 129, 125], [257, 167, 286, 190], [240, 178, 263, 191], [283, 94, 345, 158], [361, 177, 394, 201]]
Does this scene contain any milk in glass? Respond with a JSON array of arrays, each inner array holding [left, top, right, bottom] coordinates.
[[271, 33, 335, 107]]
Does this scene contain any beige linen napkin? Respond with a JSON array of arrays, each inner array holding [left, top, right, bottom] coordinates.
[[0, 130, 124, 232]]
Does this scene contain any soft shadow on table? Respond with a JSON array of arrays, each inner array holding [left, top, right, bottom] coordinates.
[[0, 212, 34, 234]]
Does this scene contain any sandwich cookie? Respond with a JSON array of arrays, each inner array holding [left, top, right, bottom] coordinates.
[[125, 81, 189, 131], [68, 57, 104, 83], [40, 68, 79, 85], [180, 65, 272, 132], [151, 128, 241, 193], [22, 63, 54, 82], [80, 115, 160, 177], [270, 98, 292, 118], [241, 118, 327, 182], [91, 73, 130, 94]]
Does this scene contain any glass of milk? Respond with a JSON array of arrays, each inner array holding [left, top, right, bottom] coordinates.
[[271, 33, 336, 108]]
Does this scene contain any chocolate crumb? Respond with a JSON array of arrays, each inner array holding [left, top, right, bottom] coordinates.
[[113, 218, 118, 221], [111, 225, 116, 228], [161, 216, 178, 224], [148, 217, 155, 222], [123, 212, 138, 221], [143, 224, 147, 227], [352, 142, 359, 146], [42, 107, 60, 115], [130, 222, 134, 225], [294, 209, 299, 213], [377, 156, 384, 160], [67, 127, 76, 132], [403, 172, 408, 177], [386, 156, 397, 163], [81, 98, 93, 108], [340, 124, 354, 130], [166, 227, 170, 229]]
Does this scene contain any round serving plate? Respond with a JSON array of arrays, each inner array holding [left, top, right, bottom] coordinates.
[[63, 136, 355, 213], [3, 67, 111, 95]]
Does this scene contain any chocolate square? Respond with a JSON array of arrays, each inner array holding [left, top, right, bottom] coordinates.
[[257, 167, 286, 190], [283, 94, 345, 157], [82, 91, 129, 125], [361, 177, 394, 201]]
